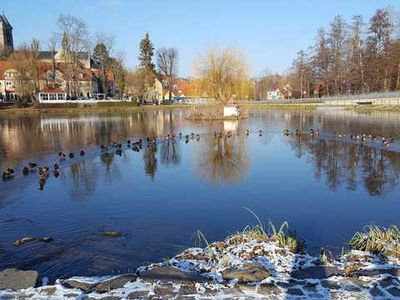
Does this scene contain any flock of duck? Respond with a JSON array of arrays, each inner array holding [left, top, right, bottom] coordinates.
[[1, 129, 266, 186], [283, 128, 396, 147], [4, 127, 394, 186]]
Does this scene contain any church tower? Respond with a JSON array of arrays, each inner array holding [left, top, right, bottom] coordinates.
[[0, 13, 14, 58]]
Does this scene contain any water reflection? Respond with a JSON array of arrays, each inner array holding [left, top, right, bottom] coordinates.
[[195, 133, 249, 183], [2, 109, 400, 280], [284, 135, 400, 197], [143, 144, 158, 180]]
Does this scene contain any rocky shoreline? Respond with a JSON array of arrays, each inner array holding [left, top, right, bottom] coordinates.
[[1, 231, 400, 299]]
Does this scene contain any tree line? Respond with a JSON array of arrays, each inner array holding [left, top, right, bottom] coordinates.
[[258, 7, 400, 99]]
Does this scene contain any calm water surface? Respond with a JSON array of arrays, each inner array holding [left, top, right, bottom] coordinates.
[[1, 108, 400, 281]]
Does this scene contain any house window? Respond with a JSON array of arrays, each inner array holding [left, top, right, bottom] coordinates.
[[41, 94, 49, 101], [58, 94, 64, 100]]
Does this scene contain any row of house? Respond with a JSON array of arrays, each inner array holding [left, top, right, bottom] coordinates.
[[143, 77, 190, 104], [0, 13, 117, 103]]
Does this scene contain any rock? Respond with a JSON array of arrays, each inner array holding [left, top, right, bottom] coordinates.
[[127, 290, 150, 299], [88, 297, 121, 300], [287, 288, 304, 296], [62, 278, 99, 292], [353, 268, 400, 277], [139, 266, 207, 282], [321, 280, 341, 290], [13, 237, 37, 247], [388, 287, 400, 297], [94, 274, 137, 293], [153, 283, 175, 298], [369, 286, 385, 297], [179, 283, 197, 295], [0, 268, 39, 290], [256, 282, 281, 295], [291, 266, 342, 279], [102, 231, 122, 238], [221, 262, 270, 283]]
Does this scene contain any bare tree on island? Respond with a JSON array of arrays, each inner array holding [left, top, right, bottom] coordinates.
[[157, 47, 178, 101], [195, 47, 249, 104]]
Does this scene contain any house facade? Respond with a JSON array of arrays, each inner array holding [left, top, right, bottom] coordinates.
[[0, 13, 116, 102]]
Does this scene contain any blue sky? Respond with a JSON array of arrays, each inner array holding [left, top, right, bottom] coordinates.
[[1, 0, 399, 76]]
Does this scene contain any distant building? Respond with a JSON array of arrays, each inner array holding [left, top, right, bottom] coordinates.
[[0, 13, 13, 58], [267, 88, 284, 101], [0, 13, 117, 102], [146, 77, 163, 104]]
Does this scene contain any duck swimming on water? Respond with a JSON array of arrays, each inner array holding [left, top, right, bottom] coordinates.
[[2, 168, 15, 181], [58, 152, 66, 160]]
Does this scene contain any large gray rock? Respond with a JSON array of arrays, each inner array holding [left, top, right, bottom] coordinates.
[[222, 262, 270, 283], [62, 278, 99, 292], [0, 268, 39, 290], [291, 266, 342, 279], [94, 274, 137, 293], [138, 266, 207, 282]]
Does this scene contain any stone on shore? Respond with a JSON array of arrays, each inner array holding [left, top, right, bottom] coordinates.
[[62, 277, 101, 292], [138, 266, 208, 282], [290, 266, 342, 279], [94, 274, 137, 293], [0, 268, 39, 290], [221, 262, 271, 283]]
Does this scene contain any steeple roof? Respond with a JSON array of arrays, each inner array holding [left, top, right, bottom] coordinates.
[[0, 13, 12, 29]]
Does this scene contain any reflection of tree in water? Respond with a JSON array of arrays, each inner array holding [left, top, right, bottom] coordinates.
[[143, 144, 158, 180], [68, 161, 98, 200], [285, 136, 400, 197], [99, 152, 122, 182], [195, 134, 249, 183], [160, 141, 180, 166]]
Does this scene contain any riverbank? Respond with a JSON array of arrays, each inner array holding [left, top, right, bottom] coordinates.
[[4, 101, 400, 116], [1, 225, 400, 299], [0, 102, 196, 115]]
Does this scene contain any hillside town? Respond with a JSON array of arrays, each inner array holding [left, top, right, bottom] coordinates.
[[0, 13, 193, 105]]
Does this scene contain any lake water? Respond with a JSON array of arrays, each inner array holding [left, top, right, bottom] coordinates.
[[1, 108, 400, 281]]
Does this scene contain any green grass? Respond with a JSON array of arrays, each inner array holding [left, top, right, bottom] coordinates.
[[349, 224, 400, 257], [195, 208, 305, 253]]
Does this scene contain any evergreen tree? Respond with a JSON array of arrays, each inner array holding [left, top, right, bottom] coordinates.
[[138, 33, 155, 72], [93, 43, 110, 95]]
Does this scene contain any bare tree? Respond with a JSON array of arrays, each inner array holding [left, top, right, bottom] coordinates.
[[156, 47, 178, 101], [8, 40, 41, 101], [57, 14, 90, 98], [195, 47, 249, 103]]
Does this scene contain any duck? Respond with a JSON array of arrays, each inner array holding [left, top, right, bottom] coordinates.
[[53, 163, 59, 171], [2, 168, 15, 181], [58, 152, 66, 160], [116, 149, 122, 156], [69, 153, 74, 159], [22, 162, 38, 175], [39, 178, 46, 190], [245, 129, 250, 136], [100, 145, 109, 153], [196, 134, 201, 141], [80, 150, 85, 156], [259, 130, 263, 137], [38, 167, 49, 180]]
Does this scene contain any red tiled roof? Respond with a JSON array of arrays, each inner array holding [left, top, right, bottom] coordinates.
[[0, 61, 16, 79], [40, 86, 66, 93]]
